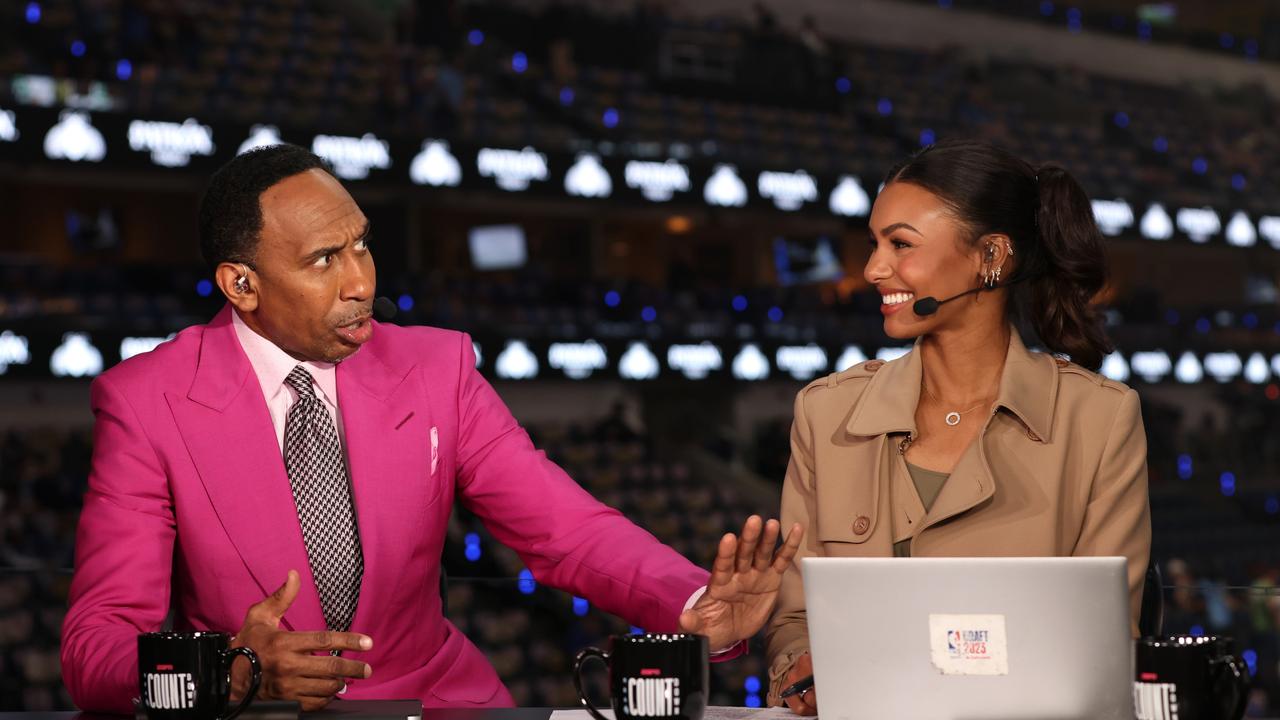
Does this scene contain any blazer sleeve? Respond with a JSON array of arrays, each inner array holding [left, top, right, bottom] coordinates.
[[1072, 387, 1152, 637], [765, 386, 823, 705], [61, 374, 176, 713], [450, 334, 708, 634]]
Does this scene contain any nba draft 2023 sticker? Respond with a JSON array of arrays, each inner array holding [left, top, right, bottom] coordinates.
[[929, 614, 1010, 676]]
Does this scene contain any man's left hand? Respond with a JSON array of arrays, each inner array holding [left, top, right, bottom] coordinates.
[[678, 515, 803, 651]]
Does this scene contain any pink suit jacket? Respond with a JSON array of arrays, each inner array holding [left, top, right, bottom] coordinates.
[[62, 305, 710, 712]]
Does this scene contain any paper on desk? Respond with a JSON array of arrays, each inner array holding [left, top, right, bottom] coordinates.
[[550, 707, 801, 720]]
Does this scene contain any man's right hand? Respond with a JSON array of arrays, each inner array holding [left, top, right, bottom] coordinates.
[[230, 570, 374, 711], [782, 652, 817, 716]]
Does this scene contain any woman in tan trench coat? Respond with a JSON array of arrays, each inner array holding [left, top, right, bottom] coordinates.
[[768, 140, 1151, 714]]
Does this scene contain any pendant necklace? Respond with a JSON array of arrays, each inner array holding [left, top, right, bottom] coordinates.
[[922, 383, 990, 427]]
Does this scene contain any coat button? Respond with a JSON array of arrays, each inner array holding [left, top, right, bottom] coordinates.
[[852, 516, 870, 535], [863, 360, 885, 372]]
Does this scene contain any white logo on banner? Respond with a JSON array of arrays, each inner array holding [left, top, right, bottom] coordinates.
[[0, 109, 18, 142], [0, 331, 31, 375], [1245, 353, 1269, 384], [50, 333, 103, 378], [731, 344, 770, 381], [1176, 207, 1221, 243], [758, 170, 817, 211], [1203, 352, 1242, 382], [829, 176, 871, 217], [128, 118, 215, 167], [1091, 199, 1134, 236], [43, 111, 106, 162], [238, 125, 283, 155], [619, 342, 660, 380], [1174, 352, 1203, 384], [1139, 204, 1174, 241], [1100, 352, 1130, 382], [704, 165, 748, 207], [624, 160, 690, 201], [835, 345, 868, 372], [1131, 351, 1172, 383], [120, 335, 175, 361], [477, 147, 548, 191], [777, 345, 829, 380], [312, 133, 391, 180], [1225, 211, 1256, 247], [495, 341, 539, 380], [564, 154, 612, 198], [668, 343, 723, 380], [409, 140, 462, 187], [548, 340, 608, 379], [1259, 216, 1280, 249]]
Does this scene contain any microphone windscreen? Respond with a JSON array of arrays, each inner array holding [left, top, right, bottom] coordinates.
[[373, 296, 398, 322], [912, 296, 939, 316]]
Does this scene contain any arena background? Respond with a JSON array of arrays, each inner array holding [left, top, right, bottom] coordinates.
[[4, 0, 1280, 713]]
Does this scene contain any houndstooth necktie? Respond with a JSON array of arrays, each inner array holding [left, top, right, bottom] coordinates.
[[283, 365, 364, 632]]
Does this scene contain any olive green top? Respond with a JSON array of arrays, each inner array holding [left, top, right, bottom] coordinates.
[[892, 463, 951, 557]]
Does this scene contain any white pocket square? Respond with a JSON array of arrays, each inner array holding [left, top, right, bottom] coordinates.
[[430, 426, 439, 475]]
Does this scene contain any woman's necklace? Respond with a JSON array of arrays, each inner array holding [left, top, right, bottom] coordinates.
[[922, 383, 992, 427]]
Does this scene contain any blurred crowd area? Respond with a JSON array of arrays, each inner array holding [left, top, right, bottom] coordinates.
[[0, 0, 1276, 211], [8, 391, 1280, 711]]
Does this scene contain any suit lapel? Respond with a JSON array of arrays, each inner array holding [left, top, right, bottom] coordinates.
[[167, 306, 327, 632], [334, 328, 425, 634]]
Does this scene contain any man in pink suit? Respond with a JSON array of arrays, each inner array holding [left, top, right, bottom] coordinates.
[[61, 145, 801, 712]]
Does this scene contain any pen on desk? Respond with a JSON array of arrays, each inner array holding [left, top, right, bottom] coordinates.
[[779, 674, 815, 699]]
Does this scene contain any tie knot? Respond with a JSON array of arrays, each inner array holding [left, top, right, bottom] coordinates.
[[285, 365, 316, 399]]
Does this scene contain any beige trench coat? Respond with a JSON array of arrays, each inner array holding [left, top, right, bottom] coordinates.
[[765, 330, 1151, 704]]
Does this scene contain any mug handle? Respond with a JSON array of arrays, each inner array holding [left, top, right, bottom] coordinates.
[[573, 646, 612, 720], [219, 646, 262, 720], [1212, 655, 1250, 720]]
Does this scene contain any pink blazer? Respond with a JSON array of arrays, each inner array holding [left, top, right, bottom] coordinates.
[[61, 305, 709, 712]]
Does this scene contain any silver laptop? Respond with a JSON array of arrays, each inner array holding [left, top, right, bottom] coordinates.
[[802, 557, 1133, 720]]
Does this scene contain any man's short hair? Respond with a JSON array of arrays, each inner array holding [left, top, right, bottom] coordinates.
[[197, 144, 335, 270]]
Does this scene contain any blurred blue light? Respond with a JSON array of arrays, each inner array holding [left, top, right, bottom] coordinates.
[[603, 108, 620, 128], [1244, 312, 1259, 329], [835, 77, 852, 94], [877, 98, 893, 116], [560, 87, 575, 106], [397, 294, 414, 312], [768, 306, 784, 323], [464, 532, 480, 547], [937, 0, 952, 8], [1192, 157, 1208, 175], [1220, 472, 1236, 497], [71, 40, 86, 57], [468, 29, 484, 46], [1266, 497, 1279, 516], [1190, 625, 1205, 637], [1165, 309, 1180, 326], [630, 626, 645, 635], [1137, 20, 1152, 41], [512, 52, 528, 73], [464, 545, 481, 562], [1195, 318, 1211, 334], [732, 295, 748, 312], [1177, 455, 1192, 480], [641, 306, 657, 323], [1039, 0, 1054, 16], [196, 279, 214, 297], [745, 695, 762, 708], [1233, 173, 1247, 191], [1245, 39, 1259, 58], [745, 676, 762, 693], [25, 2, 40, 24], [1067, 19, 1082, 33], [604, 290, 621, 308], [1274, 320, 1280, 335], [1220, 32, 1235, 49], [1066, 8, 1082, 32], [573, 597, 590, 616], [1113, 112, 1129, 128], [1066, 7, 1081, 21], [116, 59, 132, 80], [1153, 136, 1168, 153], [919, 128, 936, 146], [1244, 649, 1258, 676], [518, 569, 537, 595]]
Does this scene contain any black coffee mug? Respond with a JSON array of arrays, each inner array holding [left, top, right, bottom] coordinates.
[[1134, 635, 1249, 720], [138, 631, 262, 720], [574, 634, 709, 720]]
